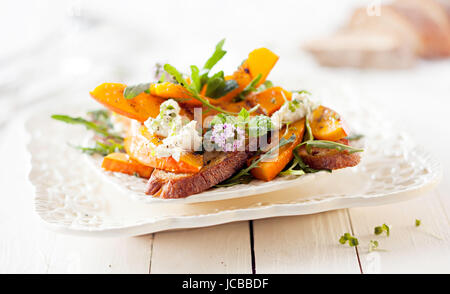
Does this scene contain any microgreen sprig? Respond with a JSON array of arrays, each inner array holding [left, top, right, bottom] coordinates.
[[51, 114, 122, 140], [295, 140, 364, 155], [374, 224, 391, 237], [163, 64, 238, 115]]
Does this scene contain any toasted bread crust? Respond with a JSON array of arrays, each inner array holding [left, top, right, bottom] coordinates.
[[297, 139, 361, 170], [146, 151, 251, 199]]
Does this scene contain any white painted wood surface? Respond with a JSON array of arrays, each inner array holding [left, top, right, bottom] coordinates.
[[253, 210, 361, 273], [150, 222, 252, 274]]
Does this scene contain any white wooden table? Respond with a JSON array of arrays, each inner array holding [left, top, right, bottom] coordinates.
[[1, 62, 449, 274]]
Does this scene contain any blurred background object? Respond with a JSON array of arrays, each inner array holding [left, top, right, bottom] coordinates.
[[1, 0, 450, 126], [305, 0, 450, 68]]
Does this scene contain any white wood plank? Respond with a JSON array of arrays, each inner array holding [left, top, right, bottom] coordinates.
[[0, 123, 154, 274], [0, 124, 56, 273], [47, 235, 153, 274], [150, 221, 252, 274], [252, 209, 361, 273], [348, 192, 450, 273]]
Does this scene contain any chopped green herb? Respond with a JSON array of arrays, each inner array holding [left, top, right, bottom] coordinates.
[[415, 219, 421, 227], [339, 233, 359, 247], [368, 240, 379, 252], [374, 224, 391, 237]]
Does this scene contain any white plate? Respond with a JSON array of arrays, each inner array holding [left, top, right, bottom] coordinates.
[[23, 87, 442, 237]]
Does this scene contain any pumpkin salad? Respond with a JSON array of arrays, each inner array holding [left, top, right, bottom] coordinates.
[[52, 40, 363, 199]]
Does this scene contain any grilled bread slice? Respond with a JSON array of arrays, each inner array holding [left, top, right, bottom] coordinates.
[[146, 151, 251, 199], [296, 139, 361, 170]]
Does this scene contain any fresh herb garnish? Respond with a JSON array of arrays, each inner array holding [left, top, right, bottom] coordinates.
[[123, 83, 151, 99], [292, 89, 311, 95], [295, 140, 364, 155], [163, 63, 237, 115], [234, 74, 262, 102], [205, 71, 239, 98], [415, 219, 421, 227], [217, 135, 296, 187], [345, 134, 365, 141], [303, 118, 314, 142], [257, 80, 273, 92], [368, 240, 379, 252], [374, 224, 391, 237], [72, 139, 124, 156], [209, 108, 272, 139], [203, 39, 227, 72], [51, 114, 122, 140], [339, 233, 359, 247], [52, 112, 124, 156]]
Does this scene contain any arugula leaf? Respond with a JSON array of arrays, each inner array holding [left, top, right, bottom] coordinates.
[[164, 64, 189, 87], [205, 70, 238, 98], [208, 80, 238, 99], [123, 83, 151, 99], [295, 140, 364, 154], [203, 38, 227, 71], [279, 158, 306, 176], [51, 115, 122, 140], [303, 118, 314, 142], [234, 74, 262, 102], [190, 65, 201, 93], [345, 134, 364, 141], [164, 63, 237, 115], [72, 140, 124, 156]]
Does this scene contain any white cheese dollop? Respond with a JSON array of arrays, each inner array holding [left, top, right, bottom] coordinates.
[[143, 99, 202, 161], [144, 99, 184, 137], [154, 121, 202, 161], [271, 92, 318, 130]]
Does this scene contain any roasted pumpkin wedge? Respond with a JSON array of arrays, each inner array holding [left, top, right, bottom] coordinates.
[[247, 48, 279, 87], [309, 106, 349, 141], [101, 152, 154, 178], [150, 82, 203, 106], [250, 118, 305, 181], [90, 83, 164, 122], [247, 86, 292, 116], [124, 125, 203, 174]]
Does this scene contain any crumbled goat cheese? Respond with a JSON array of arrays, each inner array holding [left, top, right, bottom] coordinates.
[[144, 99, 202, 161], [144, 99, 183, 137], [154, 121, 202, 161], [271, 92, 318, 130]]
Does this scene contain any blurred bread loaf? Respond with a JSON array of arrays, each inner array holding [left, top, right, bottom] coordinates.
[[305, 0, 450, 68]]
